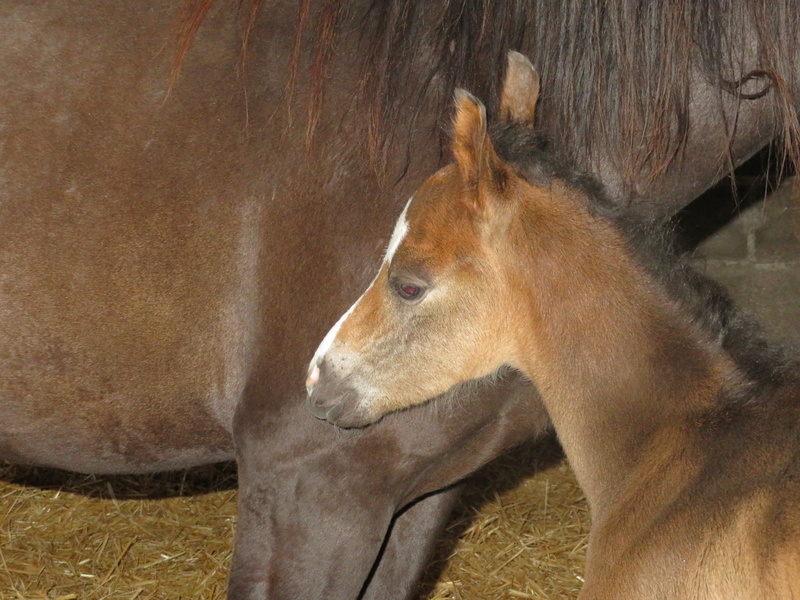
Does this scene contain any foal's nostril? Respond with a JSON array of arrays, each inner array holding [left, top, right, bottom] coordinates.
[[326, 402, 344, 423], [304, 359, 362, 424], [307, 393, 331, 420]]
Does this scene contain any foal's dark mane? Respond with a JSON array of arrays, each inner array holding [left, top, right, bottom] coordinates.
[[175, 0, 800, 182], [489, 121, 798, 400]]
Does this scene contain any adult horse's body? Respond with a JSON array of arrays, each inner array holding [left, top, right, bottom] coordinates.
[[0, 1, 797, 598]]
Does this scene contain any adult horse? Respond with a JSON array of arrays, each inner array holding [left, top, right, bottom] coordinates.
[[0, 1, 797, 598]]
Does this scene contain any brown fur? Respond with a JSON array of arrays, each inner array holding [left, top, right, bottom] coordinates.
[[4, 1, 797, 596], [176, 0, 800, 215], [309, 55, 800, 598]]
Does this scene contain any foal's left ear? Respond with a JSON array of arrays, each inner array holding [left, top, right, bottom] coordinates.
[[453, 89, 508, 200], [500, 51, 540, 126]]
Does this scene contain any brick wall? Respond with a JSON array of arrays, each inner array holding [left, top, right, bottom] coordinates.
[[688, 177, 800, 345]]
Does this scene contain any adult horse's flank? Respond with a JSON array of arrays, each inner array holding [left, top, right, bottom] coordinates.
[[307, 54, 800, 598], [2, 0, 799, 598]]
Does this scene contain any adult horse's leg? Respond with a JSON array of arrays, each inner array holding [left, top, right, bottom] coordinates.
[[361, 488, 461, 600], [228, 375, 546, 599], [228, 408, 394, 599]]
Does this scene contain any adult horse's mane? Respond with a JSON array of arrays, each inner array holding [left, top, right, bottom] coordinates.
[[174, 0, 800, 183]]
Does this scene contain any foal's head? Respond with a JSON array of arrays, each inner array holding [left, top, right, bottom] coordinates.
[[306, 52, 566, 428]]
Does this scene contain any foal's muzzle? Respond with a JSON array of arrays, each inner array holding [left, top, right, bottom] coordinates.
[[305, 359, 374, 428]]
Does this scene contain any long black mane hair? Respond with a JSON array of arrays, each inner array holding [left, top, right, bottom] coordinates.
[[175, 0, 800, 184]]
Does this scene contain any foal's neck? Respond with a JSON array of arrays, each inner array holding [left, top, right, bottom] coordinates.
[[508, 185, 734, 519]]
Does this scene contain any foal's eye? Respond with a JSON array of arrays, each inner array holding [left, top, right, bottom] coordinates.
[[392, 280, 426, 302]]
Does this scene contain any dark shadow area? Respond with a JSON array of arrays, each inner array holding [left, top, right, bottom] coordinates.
[[0, 460, 237, 499], [674, 146, 786, 250]]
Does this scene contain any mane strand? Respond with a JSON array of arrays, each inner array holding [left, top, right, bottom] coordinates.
[[172, 0, 800, 186]]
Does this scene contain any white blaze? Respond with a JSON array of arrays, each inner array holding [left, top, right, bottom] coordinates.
[[306, 295, 364, 388], [383, 196, 413, 264], [307, 196, 414, 390]]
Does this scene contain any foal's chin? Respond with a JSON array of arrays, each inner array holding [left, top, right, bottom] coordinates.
[[306, 388, 385, 429]]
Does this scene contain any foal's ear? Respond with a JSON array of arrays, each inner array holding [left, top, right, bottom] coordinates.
[[453, 89, 507, 198], [500, 51, 540, 126]]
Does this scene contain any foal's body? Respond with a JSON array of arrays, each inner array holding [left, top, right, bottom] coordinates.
[[307, 55, 800, 598], [586, 392, 800, 598], [522, 197, 800, 597]]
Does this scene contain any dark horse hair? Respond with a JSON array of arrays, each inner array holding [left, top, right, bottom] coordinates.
[[173, 0, 800, 182]]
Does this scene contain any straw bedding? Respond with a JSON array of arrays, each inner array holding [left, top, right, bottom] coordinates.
[[0, 436, 587, 600], [0, 463, 237, 600], [421, 437, 588, 600]]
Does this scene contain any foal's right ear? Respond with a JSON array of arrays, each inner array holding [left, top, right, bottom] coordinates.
[[452, 89, 507, 198], [500, 51, 540, 126]]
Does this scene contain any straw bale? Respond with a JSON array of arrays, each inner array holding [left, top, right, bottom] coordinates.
[[0, 436, 588, 599]]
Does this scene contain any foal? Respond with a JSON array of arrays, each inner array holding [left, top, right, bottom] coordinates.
[[307, 53, 800, 599]]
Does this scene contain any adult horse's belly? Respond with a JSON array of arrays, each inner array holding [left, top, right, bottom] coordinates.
[[0, 0, 259, 473], [0, 197, 259, 472]]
